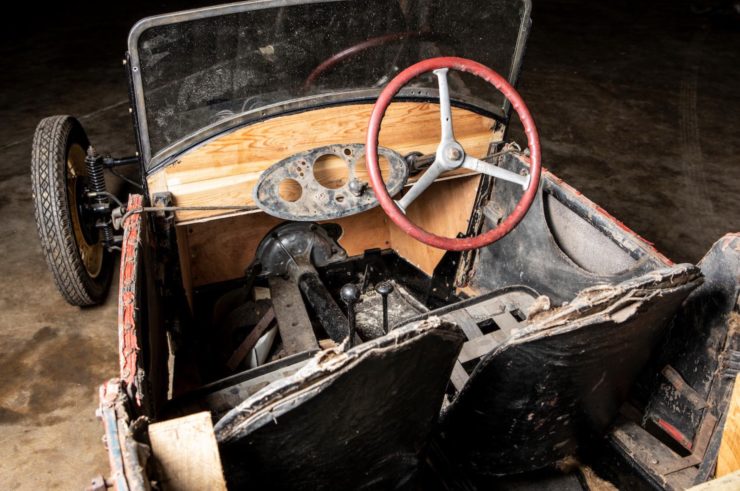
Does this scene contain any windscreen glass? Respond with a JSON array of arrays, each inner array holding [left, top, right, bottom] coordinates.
[[134, 0, 527, 163]]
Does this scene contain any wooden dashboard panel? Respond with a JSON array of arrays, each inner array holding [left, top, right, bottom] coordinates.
[[181, 175, 481, 288], [147, 102, 496, 222]]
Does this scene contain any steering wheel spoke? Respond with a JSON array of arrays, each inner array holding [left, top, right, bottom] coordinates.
[[434, 68, 455, 141], [365, 57, 541, 251], [462, 156, 530, 189], [396, 161, 444, 212]]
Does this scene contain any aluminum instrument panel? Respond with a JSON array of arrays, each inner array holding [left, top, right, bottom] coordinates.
[[253, 144, 408, 221]]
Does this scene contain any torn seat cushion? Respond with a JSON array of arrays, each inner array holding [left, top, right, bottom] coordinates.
[[214, 318, 464, 490], [440, 264, 703, 477]]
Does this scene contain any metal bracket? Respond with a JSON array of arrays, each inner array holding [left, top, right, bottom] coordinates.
[[253, 144, 408, 221]]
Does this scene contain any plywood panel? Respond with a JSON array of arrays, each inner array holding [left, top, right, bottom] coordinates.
[[184, 212, 280, 287], [688, 471, 740, 490], [149, 102, 494, 221], [390, 175, 482, 273], [182, 176, 480, 288], [149, 411, 227, 491], [332, 206, 392, 256], [717, 374, 740, 477], [185, 207, 391, 287]]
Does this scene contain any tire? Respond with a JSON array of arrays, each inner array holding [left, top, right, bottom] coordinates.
[[31, 116, 113, 306]]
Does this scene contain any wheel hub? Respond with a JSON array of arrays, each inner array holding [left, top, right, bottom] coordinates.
[[67, 144, 104, 278]]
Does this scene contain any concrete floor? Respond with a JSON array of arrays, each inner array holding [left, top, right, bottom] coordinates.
[[0, 0, 737, 489]]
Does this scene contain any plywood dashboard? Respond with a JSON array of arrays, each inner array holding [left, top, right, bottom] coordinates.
[[149, 101, 499, 291], [146, 101, 496, 222], [178, 175, 482, 288]]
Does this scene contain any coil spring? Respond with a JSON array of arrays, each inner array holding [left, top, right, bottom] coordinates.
[[85, 149, 114, 245], [86, 154, 106, 194]]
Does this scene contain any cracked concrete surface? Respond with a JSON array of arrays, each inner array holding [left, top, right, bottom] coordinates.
[[0, 0, 738, 489]]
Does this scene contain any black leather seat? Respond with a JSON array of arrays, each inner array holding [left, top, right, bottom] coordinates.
[[214, 318, 464, 490], [439, 264, 702, 478]]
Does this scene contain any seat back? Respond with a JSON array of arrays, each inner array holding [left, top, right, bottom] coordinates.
[[214, 318, 464, 490], [440, 265, 702, 477]]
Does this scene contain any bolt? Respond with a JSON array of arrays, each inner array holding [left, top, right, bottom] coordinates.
[[445, 147, 463, 161], [348, 178, 366, 197]]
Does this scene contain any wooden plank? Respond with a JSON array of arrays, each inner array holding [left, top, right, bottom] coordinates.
[[491, 312, 521, 332], [183, 211, 281, 286], [466, 302, 504, 321], [147, 102, 494, 222], [389, 175, 481, 274], [717, 374, 740, 477], [458, 332, 507, 364], [688, 470, 740, 490], [182, 206, 390, 287], [147, 168, 169, 195], [447, 310, 483, 340], [148, 412, 227, 491], [656, 412, 717, 475], [269, 277, 318, 355], [328, 206, 392, 258], [611, 421, 697, 490], [450, 361, 469, 391], [226, 308, 276, 371], [662, 365, 709, 409]]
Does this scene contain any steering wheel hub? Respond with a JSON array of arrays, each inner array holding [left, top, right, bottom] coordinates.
[[439, 143, 466, 169], [444, 146, 463, 162]]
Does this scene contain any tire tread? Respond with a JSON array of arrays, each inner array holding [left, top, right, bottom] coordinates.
[[31, 115, 111, 306]]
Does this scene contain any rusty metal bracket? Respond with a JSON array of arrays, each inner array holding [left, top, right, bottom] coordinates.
[[656, 411, 718, 476]]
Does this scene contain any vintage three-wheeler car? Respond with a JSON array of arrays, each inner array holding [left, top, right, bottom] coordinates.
[[29, 0, 740, 489]]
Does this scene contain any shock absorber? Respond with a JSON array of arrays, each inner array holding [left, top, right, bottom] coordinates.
[[85, 147, 114, 247]]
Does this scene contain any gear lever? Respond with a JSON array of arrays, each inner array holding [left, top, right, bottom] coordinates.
[[375, 281, 394, 333], [340, 283, 360, 348]]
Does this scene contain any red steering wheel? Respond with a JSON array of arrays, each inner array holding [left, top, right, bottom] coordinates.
[[365, 56, 542, 251]]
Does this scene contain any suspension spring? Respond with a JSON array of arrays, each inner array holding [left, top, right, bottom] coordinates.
[[85, 147, 114, 246]]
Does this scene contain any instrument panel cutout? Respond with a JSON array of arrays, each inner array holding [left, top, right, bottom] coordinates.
[[253, 144, 408, 221]]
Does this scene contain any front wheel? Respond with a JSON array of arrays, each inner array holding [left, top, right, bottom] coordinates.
[[31, 115, 113, 306]]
